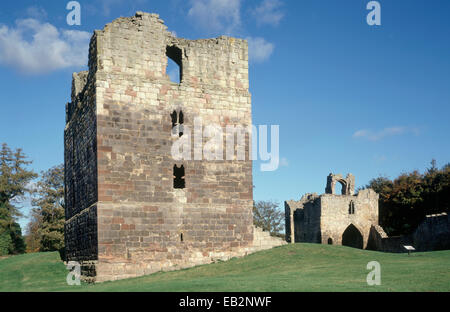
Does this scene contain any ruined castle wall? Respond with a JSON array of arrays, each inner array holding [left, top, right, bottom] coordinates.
[[285, 194, 320, 243], [88, 13, 252, 281], [64, 35, 100, 263], [295, 199, 321, 243], [370, 213, 450, 253], [412, 213, 450, 251], [284, 200, 303, 243], [251, 227, 287, 250], [366, 225, 413, 253], [320, 189, 379, 248]]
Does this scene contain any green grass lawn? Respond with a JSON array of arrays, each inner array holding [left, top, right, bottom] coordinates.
[[0, 243, 449, 292]]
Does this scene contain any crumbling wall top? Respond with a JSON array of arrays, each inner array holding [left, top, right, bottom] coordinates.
[[325, 173, 355, 195], [71, 71, 88, 103], [356, 188, 379, 199], [87, 11, 249, 91], [285, 193, 319, 212]]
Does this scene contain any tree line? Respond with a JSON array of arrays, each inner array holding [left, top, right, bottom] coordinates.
[[363, 160, 450, 236]]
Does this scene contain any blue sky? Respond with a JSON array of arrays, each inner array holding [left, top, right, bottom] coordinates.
[[0, 0, 449, 230]]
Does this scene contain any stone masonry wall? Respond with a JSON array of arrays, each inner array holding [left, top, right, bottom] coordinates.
[[65, 12, 259, 282], [64, 32, 100, 264], [285, 193, 319, 243], [413, 213, 450, 251], [320, 189, 379, 248], [368, 213, 450, 252]]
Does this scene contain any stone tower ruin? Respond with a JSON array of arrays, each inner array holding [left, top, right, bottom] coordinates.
[[64, 12, 285, 282]]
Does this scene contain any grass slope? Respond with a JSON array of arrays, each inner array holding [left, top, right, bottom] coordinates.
[[0, 243, 449, 292]]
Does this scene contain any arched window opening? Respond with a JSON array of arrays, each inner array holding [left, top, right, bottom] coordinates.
[[173, 164, 185, 189], [335, 181, 344, 195], [166, 45, 182, 83], [328, 238, 333, 245]]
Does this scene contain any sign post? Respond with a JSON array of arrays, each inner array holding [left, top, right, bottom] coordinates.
[[403, 245, 415, 256]]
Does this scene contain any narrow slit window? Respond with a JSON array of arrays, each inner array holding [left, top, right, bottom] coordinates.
[[173, 164, 185, 189], [171, 110, 177, 129], [180, 233, 184, 242], [349, 201, 355, 214]]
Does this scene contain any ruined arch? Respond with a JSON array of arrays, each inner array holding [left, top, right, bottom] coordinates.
[[325, 173, 355, 195], [342, 224, 363, 249]]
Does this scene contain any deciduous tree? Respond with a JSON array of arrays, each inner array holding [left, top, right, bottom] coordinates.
[[253, 200, 284, 237]]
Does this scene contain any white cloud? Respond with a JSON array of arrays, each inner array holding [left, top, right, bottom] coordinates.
[[0, 18, 90, 74], [188, 0, 242, 34], [251, 0, 284, 26], [246, 36, 274, 63], [353, 126, 420, 141]]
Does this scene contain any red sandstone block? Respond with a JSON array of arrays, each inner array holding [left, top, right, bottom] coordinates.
[[98, 146, 113, 152], [98, 195, 112, 201], [125, 89, 137, 97], [239, 192, 252, 200], [112, 217, 124, 224], [98, 169, 111, 175], [99, 184, 121, 190], [122, 224, 135, 230], [159, 85, 169, 96], [143, 206, 158, 212]]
